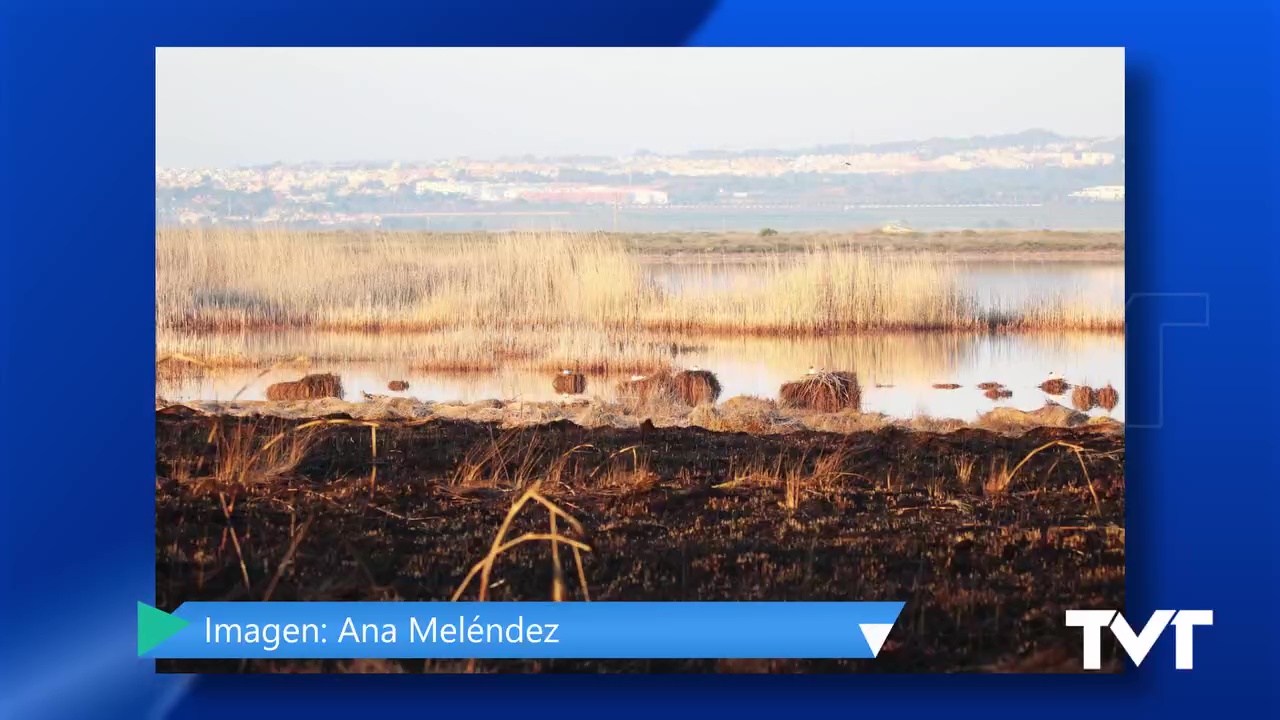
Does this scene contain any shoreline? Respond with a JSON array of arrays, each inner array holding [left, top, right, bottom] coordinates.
[[156, 320, 1127, 339], [158, 396, 1124, 437]]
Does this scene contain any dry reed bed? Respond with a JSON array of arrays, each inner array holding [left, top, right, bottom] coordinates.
[[158, 229, 1124, 336]]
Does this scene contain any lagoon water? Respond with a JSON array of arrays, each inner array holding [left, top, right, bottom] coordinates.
[[159, 332, 1124, 422]]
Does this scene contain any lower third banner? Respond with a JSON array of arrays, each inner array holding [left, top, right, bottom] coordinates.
[[139, 601, 906, 660]]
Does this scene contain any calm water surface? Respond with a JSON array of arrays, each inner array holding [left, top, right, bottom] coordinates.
[[160, 332, 1124, 421]]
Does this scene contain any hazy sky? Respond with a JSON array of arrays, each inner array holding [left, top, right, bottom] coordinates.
[[156, 47, 1123, 167]]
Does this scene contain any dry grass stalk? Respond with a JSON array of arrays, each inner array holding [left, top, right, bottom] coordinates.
[[157, 352, 207, 366], [983, 457, 1013, 496], [202, 419, 323, 492], [451, 482, 592, 603], [262, 514, 314, 602], [449, 431, 553, 490], [953, 455, 977, 489], [549, 513, 565, 602], [589, 445, 657, 493], [266, 372, 343, 401], [932, 383, 962, 390], [976, 381, 1003, 390], [779, 371, 861, 412], [156, 353, 209, 384], [992, 440, 1103, 516], [217, 491, 252, 596], [231, 355, 311, 401], [716, 450, 852, 510]]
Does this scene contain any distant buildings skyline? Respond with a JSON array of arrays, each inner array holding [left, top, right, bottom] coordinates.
[[156, 130, 1124, 230], [156, 129, 1125, 171]]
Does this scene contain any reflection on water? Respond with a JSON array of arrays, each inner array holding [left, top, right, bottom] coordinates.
[[159, 331, 1124, 422]]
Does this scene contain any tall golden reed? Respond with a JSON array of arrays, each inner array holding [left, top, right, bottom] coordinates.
[[158, 228, 1122, 336]]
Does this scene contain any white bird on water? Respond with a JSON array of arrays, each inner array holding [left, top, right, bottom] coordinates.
[[806, 366, 819, 376], [690, 365, 701, 372], [1047, 371, 1061, 380]]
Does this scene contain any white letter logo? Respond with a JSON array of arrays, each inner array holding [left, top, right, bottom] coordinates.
[[1066, 610, 1212, 670]]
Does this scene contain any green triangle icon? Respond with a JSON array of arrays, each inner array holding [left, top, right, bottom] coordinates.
[[138, 602, 190, 656]]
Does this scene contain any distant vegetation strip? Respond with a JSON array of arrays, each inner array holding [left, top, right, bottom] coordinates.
[[617, 228, 1124, 258], [157, 229, 1124, 336]]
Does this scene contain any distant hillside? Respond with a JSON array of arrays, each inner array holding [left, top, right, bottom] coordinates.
[[687, 130, 1123, 160]]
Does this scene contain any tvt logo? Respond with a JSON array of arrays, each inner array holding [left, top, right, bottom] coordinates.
[[1066, 610, 1213, 670]]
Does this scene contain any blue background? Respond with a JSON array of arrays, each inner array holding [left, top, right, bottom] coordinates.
[[0, 0, 1276, 718]]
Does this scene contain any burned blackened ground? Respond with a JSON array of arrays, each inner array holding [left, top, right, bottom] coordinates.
[[155, 409, 1124, 673]]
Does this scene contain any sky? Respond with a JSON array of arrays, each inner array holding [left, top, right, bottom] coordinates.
[[156, 47, 1124, 167]]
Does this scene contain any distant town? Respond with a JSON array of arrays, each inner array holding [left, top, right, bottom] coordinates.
[[156, 129, 1124, 231]]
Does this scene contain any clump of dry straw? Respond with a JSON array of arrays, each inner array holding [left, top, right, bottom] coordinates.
[[266, 373, 344, 401], [673, 369, 721, 406], [780, 371, 861, 412], [1071, 385, 1097, 411]]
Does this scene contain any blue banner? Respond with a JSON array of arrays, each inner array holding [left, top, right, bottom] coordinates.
[[141, 602, 905, 660]]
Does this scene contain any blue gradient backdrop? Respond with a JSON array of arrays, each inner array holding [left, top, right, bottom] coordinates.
[[0, 1, 1276, 718]]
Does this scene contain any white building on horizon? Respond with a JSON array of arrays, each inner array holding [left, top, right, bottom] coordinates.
[[1069, 185, 1125, 202]]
